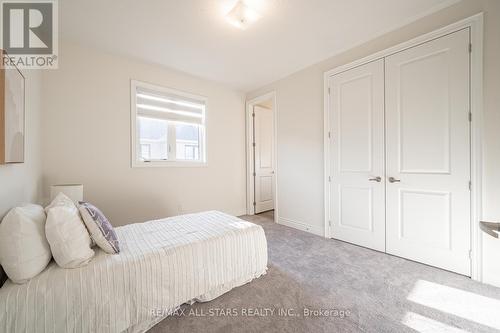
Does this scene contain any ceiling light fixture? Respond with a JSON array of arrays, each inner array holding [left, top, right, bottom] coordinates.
[[225, 0, 261, 30]]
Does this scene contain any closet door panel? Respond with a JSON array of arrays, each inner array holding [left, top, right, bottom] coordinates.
[[329, 59, 385, 252], [385, 29, 471, 275]]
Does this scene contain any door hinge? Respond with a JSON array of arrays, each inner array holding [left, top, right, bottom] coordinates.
[[469, 43, 472, 53], [328, 176, 331, 182], [328, 221, 332, 227], [252, 172, 256, 177], [328, 87, 331, 95], [469, 181, 472, 191], [252, 112, 255, 117], [252, 142, 256, 147], [469, 249, 472, 259], [468, 112, 472, 122], [328, 131, 331, 139], [253, 202, 256, 206]]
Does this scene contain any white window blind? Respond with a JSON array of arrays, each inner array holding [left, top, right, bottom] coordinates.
[[136, 86, 205, 125], [131, 80, 207, 167]]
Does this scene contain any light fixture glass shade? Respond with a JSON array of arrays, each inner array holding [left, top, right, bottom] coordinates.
[[50, 184, 84, 203], [226, 1, 260, 29]]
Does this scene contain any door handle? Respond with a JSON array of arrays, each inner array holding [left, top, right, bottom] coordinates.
[[388, 177, 401, 183], [368, 176, 381, 182], [480, 221, 500, 238]]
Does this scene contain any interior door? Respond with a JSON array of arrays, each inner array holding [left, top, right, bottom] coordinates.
[[385, 28, 471, 275], [254, 105, 274, 213], [329, 59, 385, 252]]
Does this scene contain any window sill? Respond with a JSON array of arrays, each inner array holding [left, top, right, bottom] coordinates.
[[131, 160, 208, 168]]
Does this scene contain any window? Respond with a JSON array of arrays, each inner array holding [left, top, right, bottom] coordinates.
[[131, 80, 207, 166], [138, 117, 167, 160], [140, 143, 152, 160], [175, 123, 200, 160]]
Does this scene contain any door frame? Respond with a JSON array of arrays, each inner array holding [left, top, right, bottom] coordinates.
[[246, 91, 278, 221], [323, 13, 484, 281]]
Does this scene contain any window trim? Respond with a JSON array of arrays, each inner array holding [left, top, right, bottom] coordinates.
[[131, 79, 208, 168]]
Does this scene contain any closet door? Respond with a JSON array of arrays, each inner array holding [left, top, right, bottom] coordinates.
[[329, 59, 385, 252], [385, 29, 471, 275]]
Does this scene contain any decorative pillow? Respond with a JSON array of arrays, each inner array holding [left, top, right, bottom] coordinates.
[[45, 193, 94, 268], [78, 202, 120, 254], [0, 267, 7, 287], [0, 204, 52, 284]]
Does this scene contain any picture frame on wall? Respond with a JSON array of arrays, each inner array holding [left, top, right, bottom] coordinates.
[[0, 49, 26, 164]]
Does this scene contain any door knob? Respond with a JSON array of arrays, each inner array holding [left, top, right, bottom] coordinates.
[[369, 176, 381, 182], [388, 177, 401, 183]]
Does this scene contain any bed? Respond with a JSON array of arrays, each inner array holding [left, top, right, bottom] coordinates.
[[0, 211, 268, 333]]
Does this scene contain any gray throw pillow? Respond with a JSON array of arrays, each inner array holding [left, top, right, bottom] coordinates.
[[78, 202, 120, 254]]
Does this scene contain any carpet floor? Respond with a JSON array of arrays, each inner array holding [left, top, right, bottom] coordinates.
[[150, 211, 500, 333]]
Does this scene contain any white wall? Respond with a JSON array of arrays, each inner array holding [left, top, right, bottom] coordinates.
[[41, 42, 247, 226], [0, 70, 43, 218], [247, 0, 500, 287]]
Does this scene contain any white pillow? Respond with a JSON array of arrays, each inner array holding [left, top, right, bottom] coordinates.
[[0, 204, 52, 284], [45, 193, 94, 268]]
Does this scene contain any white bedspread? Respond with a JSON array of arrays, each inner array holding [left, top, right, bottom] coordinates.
[[0, 211, 268, 333]]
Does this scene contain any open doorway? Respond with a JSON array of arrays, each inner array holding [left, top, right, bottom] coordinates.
[[246, 92, 277, 222]]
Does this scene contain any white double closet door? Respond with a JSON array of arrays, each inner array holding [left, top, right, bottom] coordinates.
[[328, 29, 471, 275]]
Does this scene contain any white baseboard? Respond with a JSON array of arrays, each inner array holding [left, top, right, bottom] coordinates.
[[277, 216, 324, 237]]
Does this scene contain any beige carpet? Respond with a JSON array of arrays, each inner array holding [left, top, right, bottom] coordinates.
[[150, 211, 500, 332]]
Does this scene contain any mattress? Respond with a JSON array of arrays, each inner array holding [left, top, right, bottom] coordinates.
[[0, 211, 268, 333]]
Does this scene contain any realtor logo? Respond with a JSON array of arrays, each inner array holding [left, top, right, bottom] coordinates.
[[1, 0, 58, 69]]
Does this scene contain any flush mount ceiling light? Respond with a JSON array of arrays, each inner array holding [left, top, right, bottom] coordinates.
[[225, 0, 261, 29]]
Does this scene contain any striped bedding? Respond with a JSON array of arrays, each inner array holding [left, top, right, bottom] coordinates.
[[0, 211, 268, 333]]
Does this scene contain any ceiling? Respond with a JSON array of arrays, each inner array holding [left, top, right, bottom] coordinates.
[[60, 0, 459, 92]]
